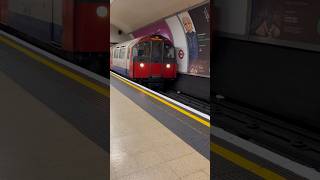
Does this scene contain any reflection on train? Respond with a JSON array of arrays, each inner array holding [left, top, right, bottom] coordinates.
[[0, 0, 109, 76], [111, 35, 177, 83]]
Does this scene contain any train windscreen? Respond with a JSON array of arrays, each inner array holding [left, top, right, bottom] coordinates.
[[134, 42, 151, 62], [151, 41, 162, 63], [133, 40, 175, 64]]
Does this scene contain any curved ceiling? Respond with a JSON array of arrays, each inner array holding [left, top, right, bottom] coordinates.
[[111, 0, 207, 33]]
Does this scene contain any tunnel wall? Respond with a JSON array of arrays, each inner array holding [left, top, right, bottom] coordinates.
[[214, 37, 320, 133], [213, 0, 320, 133], [110, 24, 130, 44]]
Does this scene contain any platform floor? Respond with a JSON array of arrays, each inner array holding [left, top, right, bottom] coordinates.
[[110, 75, 210, 180], [211, 127, 320, 180], [0, 33, 108, 179]]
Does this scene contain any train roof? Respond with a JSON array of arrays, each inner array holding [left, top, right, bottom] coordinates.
[[111, 37, 142, 49], [111, 35, 171, 49]]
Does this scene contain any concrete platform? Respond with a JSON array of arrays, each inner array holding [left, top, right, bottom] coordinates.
[[0, 33, 108, 180], [110, 74, 210, 180]]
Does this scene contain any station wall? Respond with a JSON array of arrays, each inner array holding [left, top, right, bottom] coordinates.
[[126, 2, 210, 101], [130, 2, 210, 78], [110, 24, 130, 44], [127, 1, 210, 101], [213, 0, 320, 133], [166, 16, 189, 73], [214, 0, 250, 36], [214, 0, 320, 52]]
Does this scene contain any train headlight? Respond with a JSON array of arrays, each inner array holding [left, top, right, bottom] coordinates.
[[166, 64, 171, 69], [140, 63, 145, 68], [97, 6, 108, 18]]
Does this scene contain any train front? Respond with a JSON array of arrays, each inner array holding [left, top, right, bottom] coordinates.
[[133, 35, 177, 82]]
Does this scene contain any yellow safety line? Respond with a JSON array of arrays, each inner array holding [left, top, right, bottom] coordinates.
[[0, 35, 109, 97], [211, 143, 286, 180], [111, 72, 210, 127]]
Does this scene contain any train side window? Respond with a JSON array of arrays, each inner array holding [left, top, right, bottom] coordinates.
[[117, 49, 120, 58], [113, 49, 117, 58], [115, 49, 120, 59], [127, 47, 130, 59], [119, 48, 126, 59]]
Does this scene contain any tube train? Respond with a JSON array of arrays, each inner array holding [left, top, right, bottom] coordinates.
[[111, 35, 177, 82], [0, 0, 109, 76]]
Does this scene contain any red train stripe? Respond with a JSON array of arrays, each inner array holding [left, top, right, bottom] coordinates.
[[62, 1, 109, 53], [75, 3, 108, 52], [0, 0, 8, 24], [62, 0, 75, 51]]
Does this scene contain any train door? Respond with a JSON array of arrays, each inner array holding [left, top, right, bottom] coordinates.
[[126, 47, 130, 76], [51, 0, 62, 46], [150, 41, 163, 77], [119, 47, 126, 75], [134, 42, 151, 78]]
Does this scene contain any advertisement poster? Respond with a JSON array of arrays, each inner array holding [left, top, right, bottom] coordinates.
[[179, 3, 210, 77], [132, 20, 173, 42], [250, 0, 320, 45]]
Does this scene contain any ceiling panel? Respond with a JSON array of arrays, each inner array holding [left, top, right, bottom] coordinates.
[[111, 0, 207, 33]]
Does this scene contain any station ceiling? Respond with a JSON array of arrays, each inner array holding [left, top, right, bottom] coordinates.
[[110, 0, 207, 33]]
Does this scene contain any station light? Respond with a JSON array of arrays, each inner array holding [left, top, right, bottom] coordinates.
[[166, 64, 171, 69], [97, 6, 108, 18], [140, 63, 145, 68]]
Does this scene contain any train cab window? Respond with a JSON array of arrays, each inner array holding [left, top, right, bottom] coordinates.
[[151, 41, 162, 63], [134, 42, 151, 62], [132, 47, 138, 60], [164, 43, 176, 63]]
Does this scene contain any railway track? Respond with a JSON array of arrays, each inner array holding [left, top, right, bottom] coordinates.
[[158, 89, 210, 115], [213, 96, 320, 172]]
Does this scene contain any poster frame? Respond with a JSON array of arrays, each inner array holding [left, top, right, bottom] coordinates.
[[215, 0, 320, 53]]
